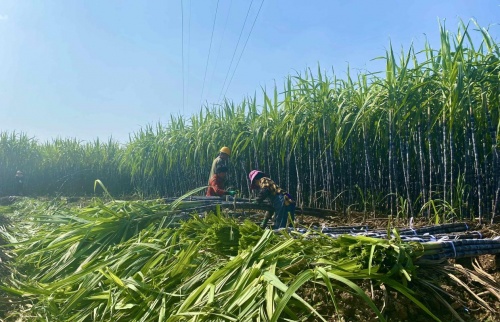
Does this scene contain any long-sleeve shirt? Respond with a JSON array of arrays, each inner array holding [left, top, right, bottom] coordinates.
[[208, 156, 229, 184], [207, 174, 227, 196], [254, 177, 294, 206]]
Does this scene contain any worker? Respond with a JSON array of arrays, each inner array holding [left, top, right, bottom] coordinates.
[[208, 147, 231, 184], [15, 170, 24, 196], [207, 166, 237, 197], [248, 170, 295, 229]]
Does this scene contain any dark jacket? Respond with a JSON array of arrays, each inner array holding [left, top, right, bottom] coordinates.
[[208, 156, 229, 184]]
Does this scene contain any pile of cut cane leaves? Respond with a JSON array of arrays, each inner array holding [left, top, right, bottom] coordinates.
[[0, 196, 498, 321]]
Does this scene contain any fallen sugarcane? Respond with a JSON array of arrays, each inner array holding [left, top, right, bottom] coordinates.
[[319, 223, 476, 237], [1, 197, 499, 322], [398, 222, 470, 235], [165, 196, 339, 218], [418, 238, 500, 260], [165, 198, 500, 261], [283, 229, 500, 260]]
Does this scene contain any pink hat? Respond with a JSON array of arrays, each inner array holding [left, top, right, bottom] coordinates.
[[248, 170, 266, 189]]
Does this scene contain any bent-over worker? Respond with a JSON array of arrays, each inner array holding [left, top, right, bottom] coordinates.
[[248, 170, 295, 229]]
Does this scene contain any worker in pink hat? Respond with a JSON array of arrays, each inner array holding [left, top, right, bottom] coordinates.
[[248, 170, 295, 229]]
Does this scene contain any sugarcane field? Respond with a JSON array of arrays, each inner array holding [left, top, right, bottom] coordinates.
[[1, 5, 500, 322]]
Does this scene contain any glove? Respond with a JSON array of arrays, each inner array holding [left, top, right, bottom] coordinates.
[[227, 190, 237, 196]]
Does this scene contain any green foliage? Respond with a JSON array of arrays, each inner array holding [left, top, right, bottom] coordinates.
[[0, 133, 131, 196], [1, 198, 473, 321], [1, 20, 499, 221]]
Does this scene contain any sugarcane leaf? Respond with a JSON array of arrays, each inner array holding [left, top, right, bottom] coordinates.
[[381, 277, 441, 322], [326, 271, 386, 322], [263, 270, 326, 322], [368, 244, 376, 275], [315, 267, 340, 316]]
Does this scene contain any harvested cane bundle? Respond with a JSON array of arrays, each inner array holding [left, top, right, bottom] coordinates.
[[399, 223, 470, 235], [419, 239, 500, 260]]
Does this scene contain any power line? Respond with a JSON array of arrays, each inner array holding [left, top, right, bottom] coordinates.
[[207, 0, 233, 101], [181, 0, 185, 112], [199, 0, 220, 107], [186, 0, 192, 112], [217, 0, 255, 103], [223, 0, 265, 101]]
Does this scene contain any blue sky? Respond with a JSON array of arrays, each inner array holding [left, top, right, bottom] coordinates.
[[0, 1, 498, 143]]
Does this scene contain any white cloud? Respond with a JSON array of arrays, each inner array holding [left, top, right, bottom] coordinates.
[[0, 14, 9, 21]]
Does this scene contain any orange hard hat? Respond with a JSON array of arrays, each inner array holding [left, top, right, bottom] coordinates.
[[220, 146, 231, 155]]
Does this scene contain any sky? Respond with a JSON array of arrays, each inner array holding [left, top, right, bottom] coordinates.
[[0, 1, 499, 144]]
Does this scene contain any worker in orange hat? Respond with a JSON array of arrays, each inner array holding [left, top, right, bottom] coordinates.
[[208, 146, 231, 184]]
